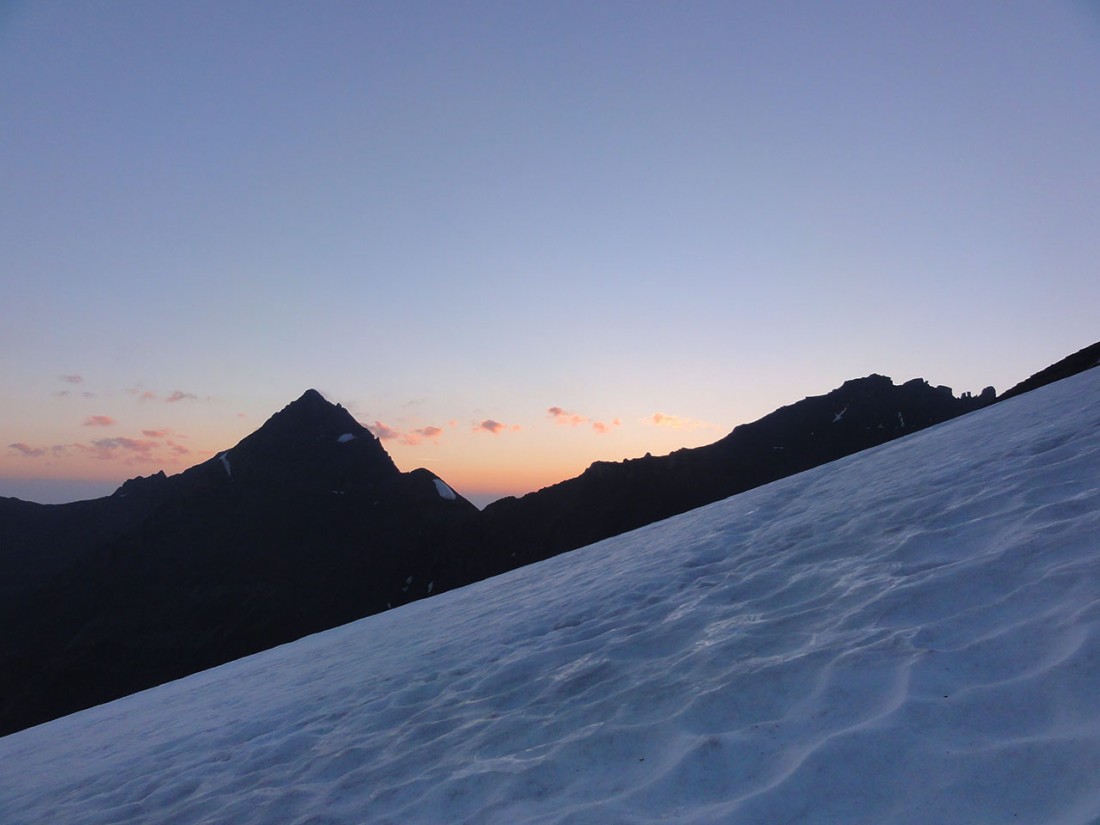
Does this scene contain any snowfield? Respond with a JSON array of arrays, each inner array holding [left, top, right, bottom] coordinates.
[[2, 369, 1099, 824]]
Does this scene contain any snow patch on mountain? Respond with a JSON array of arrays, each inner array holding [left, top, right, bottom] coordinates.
[[432, 478, 457, 500]]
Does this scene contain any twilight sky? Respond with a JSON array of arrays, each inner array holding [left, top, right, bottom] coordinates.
[[2, 1, 1098, 507]]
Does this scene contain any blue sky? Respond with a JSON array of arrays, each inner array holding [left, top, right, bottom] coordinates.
[[2, 1, 1098, 506]]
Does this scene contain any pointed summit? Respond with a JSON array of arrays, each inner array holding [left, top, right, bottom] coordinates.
[[256, 389, 370, 443], [204, 389, 399, 492]]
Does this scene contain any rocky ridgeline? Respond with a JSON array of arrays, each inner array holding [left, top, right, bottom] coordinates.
[[1, 341, 1095, 736]]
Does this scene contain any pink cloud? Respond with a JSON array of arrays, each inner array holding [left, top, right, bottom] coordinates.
[[402, 425, 444, 446], [9, 442, 46, 457], [142, 428, 171, 438], [368, 421, 400, 441], [165, 391, 198, 403], [592, 418, 621, 435], [83, 415, 117, 427], [91, 437, 158, 453], [650, 412, 710, 431], [367, 422, 444, 446], [475, 419, 509, 435], [70, 436, 163, 465], [548, 406, 588, 427]]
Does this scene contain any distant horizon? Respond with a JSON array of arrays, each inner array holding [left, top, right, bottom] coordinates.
[[0, 350, 1068, 509]]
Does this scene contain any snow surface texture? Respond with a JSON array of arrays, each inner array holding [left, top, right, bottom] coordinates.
[[3, 370, 1100, 824]]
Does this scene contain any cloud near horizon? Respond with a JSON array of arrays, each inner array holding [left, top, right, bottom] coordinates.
[[408, 426, 444, 445], [366, 421, 445, 446], [86, 437, 158, 456], [548, 407, 588, 427], [475, 419, 520, 435], [650, 412, 711, 431], [83, 416, 116, 427], [8, 425, 192, 466], [368, 421, 401, 441], [8, 442, 46, 457], [59, 374, 83, 384], [166, 391, 199, 403], [129, 388, 203, 403], [549, 407, 620, 435]]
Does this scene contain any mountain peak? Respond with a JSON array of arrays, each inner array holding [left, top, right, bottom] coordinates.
[[258, 389, 368, 441], [203, 389, 397, 490], [295, 388, 327, 404]]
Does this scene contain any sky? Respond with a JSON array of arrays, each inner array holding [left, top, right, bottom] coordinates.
[[2, 1, 1098, 507]]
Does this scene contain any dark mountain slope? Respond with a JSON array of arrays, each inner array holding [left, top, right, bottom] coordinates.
[[0, 391, 481, 736], [482, 376, 996, 566], [999, 339, 1100, 401]]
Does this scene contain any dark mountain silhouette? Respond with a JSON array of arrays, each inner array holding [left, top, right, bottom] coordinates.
[[998, 340, 1100, 401], [481, 376, 996, 566], [2, 342, 1094, 736], [0, 391, 485, 736]]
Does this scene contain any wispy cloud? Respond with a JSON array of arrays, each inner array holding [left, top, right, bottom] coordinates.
[[650, 412, 711, 431], [165, 390, 199, 403], [550, 406, 621, 435], [71, 436, 164, 464], [548, 407, 588, 427], [89, 437, 158, 454], [60, 374, 83, 384], [8, 442, 46, 457], [83, 415, 117, 427], [403, 425, 444, 446], [368, 421, 401, 441], [475, 419, 520, 435], [129, 388, 203, 404], [142, 429, 191, 455], [592, 418, 622, 435], [367, 422, 444, 446]]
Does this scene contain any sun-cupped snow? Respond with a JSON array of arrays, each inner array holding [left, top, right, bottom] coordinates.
[[2, 369, 1099, 825], [433, 477, 457, 500]]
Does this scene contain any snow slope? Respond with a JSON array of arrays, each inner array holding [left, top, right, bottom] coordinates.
[[3, 369, 1099, 824]]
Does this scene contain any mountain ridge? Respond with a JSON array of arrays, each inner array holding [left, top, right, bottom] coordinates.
[[1, 342, 1096, 736]]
